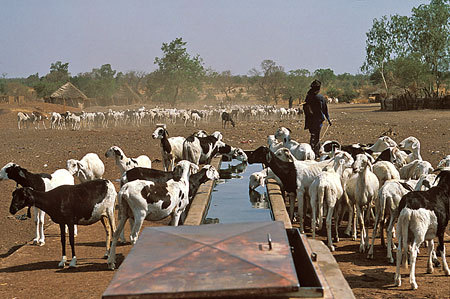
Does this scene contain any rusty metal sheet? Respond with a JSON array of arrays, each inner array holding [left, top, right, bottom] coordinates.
[[103, 221, 300, 298]]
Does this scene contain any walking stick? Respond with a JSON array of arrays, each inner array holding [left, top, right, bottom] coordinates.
[[321, 123, 331, 140]]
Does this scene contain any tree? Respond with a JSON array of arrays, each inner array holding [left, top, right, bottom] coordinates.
[[361, 16, 394, 96], [313, 68, 335, 86], [211, 70, 239, 101], [250, 60, 285, 104], [408, 0, 449, 96], [153, 37, 205, 103], [282, 69, 310, 102]]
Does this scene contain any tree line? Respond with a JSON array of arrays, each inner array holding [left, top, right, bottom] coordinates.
[[1, 0, 448, 105]]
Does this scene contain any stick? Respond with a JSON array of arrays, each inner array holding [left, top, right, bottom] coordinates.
[[321, 123, 330, 140]]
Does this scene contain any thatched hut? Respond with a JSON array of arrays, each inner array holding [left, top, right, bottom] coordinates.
[[47, 82, 92, 108]]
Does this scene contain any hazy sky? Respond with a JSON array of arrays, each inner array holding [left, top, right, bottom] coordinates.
[[1, 0, 428, 78]]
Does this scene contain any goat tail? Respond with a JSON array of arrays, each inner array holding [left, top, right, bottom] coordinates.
[[316, 185, 326, 230], [397, 208, 411, 268]]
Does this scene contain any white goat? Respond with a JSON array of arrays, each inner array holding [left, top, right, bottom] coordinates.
[[398, 136, 422, 163], [274, 127, 315, 160], [399, 159, 434, 180], [105, 146, 152, 175], [309, 151, 354, 251], [345, 154, 380, 253], [67, 153, 105, 183]]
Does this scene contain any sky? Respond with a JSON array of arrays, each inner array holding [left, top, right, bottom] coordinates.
[[0, 0, 429, 78]]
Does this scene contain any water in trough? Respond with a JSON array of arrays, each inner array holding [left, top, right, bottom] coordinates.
[[202, 160, 273, 224]]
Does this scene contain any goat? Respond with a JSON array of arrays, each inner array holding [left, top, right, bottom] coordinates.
[[345, 154, 380, 253], [108, 160, 195, 270], [9, 179, 116, 268], [0, 162, 74, 246], [274, 127, 315, 160], [105, 146, 152, 175], [152, 125, 185, 171], [267, 135, 283, 153], [67, 153, 105, 183], [17, 112, 31, 129], [309, 151, 354, 251], [399, 159, 434, 180], [221, 111, 235, 128], [373, 160, 401, 187], [398, 136, 422, 163], [394, 170, 450, 289], [183, 134, 220, 166], [437, 155, 450, 169]]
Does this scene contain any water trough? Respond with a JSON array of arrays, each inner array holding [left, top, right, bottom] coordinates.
[[103, 156, 354, 298]]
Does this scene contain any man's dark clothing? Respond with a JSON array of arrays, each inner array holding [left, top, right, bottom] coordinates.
[[304, 91, 330, 156]]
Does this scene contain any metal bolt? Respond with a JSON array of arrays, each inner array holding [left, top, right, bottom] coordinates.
[[311, 252, 317, 262], [267, 233, 272, 250]]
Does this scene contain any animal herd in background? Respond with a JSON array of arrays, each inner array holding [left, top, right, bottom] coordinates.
[[16, 105, 303, 130], [3, 114, 450, 290], [246, 126, 449, 289]]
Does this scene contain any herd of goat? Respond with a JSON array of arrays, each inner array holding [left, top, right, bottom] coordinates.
[[2, 117, 450, 290], [16, 105, 302, 130]]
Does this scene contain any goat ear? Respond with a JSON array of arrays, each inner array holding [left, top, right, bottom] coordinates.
[[18, 170, 26, 179], [367, 160, 373, 171], [286, 127, 292, 133]]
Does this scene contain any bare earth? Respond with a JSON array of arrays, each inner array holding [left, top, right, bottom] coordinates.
[[0, 102, 449, 299]]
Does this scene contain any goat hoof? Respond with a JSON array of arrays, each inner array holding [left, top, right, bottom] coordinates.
[[410, 282, 418, 290], [367, 253, 374, 259], [426, 267, 433, 274], [388, 258, 394, 264], [394, 277, 401, 287], [38, 241, 45, 247], [329, 245, 335, 252], [108, 263, 116, 270]]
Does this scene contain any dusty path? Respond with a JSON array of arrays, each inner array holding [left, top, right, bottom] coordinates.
[[0, 102, 449, 298]]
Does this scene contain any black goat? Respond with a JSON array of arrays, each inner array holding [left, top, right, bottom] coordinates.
[[221, 112, 235, 128]]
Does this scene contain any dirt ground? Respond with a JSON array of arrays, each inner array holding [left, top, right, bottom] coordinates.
[[0, 101, 448, 298]]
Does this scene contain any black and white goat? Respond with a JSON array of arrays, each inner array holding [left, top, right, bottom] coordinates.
[[221, 111, 235, 128], [105, 145, 152, 174], [0, 162, 74, 245], [152, 125, 185, 171], [9, 179, 117, 268], [394, 170, 450, 290], [183, 134, 221, 166], [108, 160, 196, 270]]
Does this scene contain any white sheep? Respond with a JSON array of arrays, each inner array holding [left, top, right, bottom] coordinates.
[[67, 153, 105, 183], [274, 127, 315, 160], [309, 151, 354, 251], [399, 159, 434, 180], [105, 146, 152, 175], [398, 136, 422, 163], [345, 154, 380, 253]]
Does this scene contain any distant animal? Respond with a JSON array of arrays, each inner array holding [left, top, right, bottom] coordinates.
[[221, 112, 235, 128]]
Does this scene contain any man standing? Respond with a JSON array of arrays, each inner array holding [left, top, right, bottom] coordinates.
[[303, 80, 331, 157]]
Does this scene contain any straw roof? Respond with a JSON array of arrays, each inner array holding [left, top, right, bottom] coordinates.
[[50, 82, 88, 99]]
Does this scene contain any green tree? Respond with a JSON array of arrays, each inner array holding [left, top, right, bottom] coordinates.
[[313, 68, 335, 86], [361, 16, 393, 96], [408, 0, 449, 96], [211, 70, 239, 101], [282, 69, 310, 103], [153, 37, 205, 103], [249, 60, 285, 104]]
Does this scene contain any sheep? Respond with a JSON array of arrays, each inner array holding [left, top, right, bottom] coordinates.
[[221, 111, 235, 128], [9, 179, 116, 268], [0, 162, 74, 246], [67, 153, 105, 183], [17, 112, 31, 129], [274, 127, 315, 161], [107, 160, 195, 270], [369, 179, 414, 261], [152, 125, 185, 171], [373, 160, 401, 187], [267, 135, 283, 153], [309, 151, 354, 251], [398, 136, 422, 163], [345, 154, 380, 253], [394, 170, 450, 290], [399, 159, 434, 180], [105, 146, 152, 175]]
